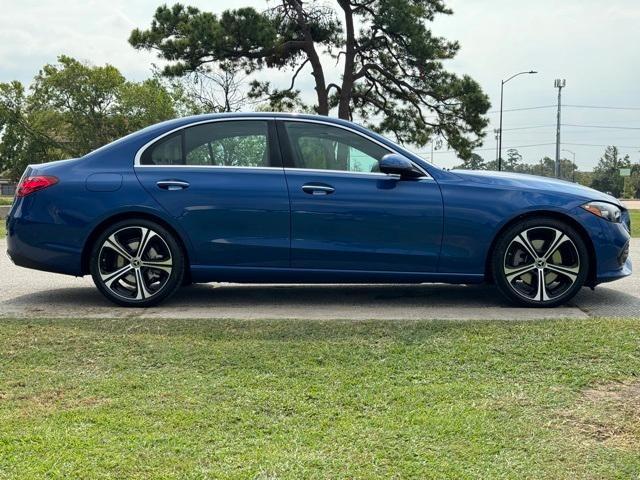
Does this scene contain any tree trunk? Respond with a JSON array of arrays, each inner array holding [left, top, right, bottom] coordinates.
[[306, 45, 329, 115], [287, 0, 329, 115], [338, 1, 355, 119]]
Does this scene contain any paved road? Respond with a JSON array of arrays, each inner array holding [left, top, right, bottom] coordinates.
[[0, 239, 637, 320]]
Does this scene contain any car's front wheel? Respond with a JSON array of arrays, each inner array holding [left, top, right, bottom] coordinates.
[[90, 219, 185, 307], [492, 217, 589, 307]]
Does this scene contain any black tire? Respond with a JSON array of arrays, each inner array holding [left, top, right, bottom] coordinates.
[[90, 219, 185, 307], [492, 217, 589, 307]]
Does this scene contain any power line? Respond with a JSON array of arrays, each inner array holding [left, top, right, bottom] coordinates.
[[487, 104, 640, 114], [487, 105, 555, 114], [497, 123, 640, 132], [564, 104, 640, 111], [563, 123, 640, 130], [417, 141, 640, 156], [502, 124, 555, 131], [418, 142, 555, 155], [563, 142, 640, 149]]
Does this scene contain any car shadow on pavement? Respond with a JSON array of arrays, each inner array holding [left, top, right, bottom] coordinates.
[[1, 283, 509, 309], [1, 283, 636, 319]]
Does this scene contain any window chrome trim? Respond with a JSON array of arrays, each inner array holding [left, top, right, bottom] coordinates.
[[134, 116, 276, 167], [280, 118, 431, 179], [133, 115, 431, 179]]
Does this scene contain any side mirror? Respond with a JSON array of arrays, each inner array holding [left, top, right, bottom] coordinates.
[[378, 154, 424, 179]]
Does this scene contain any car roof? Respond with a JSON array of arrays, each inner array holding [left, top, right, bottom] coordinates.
[[140, 112, 358, 134]]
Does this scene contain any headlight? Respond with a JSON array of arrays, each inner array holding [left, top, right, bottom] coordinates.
[[581, 201, 622, 222]]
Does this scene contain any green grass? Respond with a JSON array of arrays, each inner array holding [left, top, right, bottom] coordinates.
[[1, 317, 639, 478], [0, 196, 13, 206], [0, 222, 5, 238], [630, 209, 639, 238]]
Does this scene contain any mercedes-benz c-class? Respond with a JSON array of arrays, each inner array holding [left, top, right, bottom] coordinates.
[[5, 113, 632, 307]]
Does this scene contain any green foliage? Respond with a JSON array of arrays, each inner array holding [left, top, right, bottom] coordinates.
[[630, 210, 640, 237], [453, 152, 486, 170], [455, 152, 580, 183], [591, 146, 632, 198], [0, 56, 176, 180], [621, 163, 640, 199], [1, 317, 640, 477], [130, 0, 490, 159]]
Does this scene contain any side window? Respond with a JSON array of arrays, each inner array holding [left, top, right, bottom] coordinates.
[[141, 133, 183, 166], [283, 121, 389, 172], [184, 120, 270, 167]]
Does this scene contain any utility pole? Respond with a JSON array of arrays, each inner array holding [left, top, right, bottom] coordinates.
[[494, 129, 500, 163], [554, 79, 566, 178]]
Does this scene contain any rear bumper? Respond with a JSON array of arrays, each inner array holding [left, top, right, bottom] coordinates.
[[6, 215, 84, 276]]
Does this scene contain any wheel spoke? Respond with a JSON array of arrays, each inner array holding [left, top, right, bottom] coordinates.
[[546, 264, 579, 282], [137, 227, 158, 258], [101, 264, 134, 289], [513, 231, 539, 260], [141, 259, 172, 274], [541, 230, 570, 261], [134, 269, 154, 300], [505, 263, 536, 282], [104, 235, 133, 261], [536, 268, 550, 301]]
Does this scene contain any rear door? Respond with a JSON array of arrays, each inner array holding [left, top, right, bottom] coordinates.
[[134, 119, 290, 267], [277, 120, 443, 272]]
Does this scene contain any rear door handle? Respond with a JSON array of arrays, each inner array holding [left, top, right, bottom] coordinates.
[[302, 183, 335, 195], [157, 180, 190, 191]]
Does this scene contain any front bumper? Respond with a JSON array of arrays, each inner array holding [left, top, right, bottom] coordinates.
[[575, 206, 633, 285]]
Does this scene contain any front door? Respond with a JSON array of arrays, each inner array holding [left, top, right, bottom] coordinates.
[[135, 119, 290, 268], [277, 120, 443, 272]]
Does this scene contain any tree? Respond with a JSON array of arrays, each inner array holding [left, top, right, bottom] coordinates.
[[591, 146, 631, 197], [159, 63, 252, 115], [0, 56, 176, 180], [129, 0, 490, 158], [453, 152, 485, 170], [504, 148, 522, 171]]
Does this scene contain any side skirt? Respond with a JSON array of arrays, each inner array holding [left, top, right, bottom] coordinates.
[[190, 265, 485, 285]]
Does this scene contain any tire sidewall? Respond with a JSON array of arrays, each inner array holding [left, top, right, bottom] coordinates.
[[492, 217, 589, 308], [90, 219, 185, 307]]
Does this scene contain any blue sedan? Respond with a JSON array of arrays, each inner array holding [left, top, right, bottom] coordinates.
[[5, 113, 632, 307]]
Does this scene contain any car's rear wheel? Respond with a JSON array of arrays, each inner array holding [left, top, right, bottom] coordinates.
[[492, 217, 589, 307], [90, 219, 185, 307]]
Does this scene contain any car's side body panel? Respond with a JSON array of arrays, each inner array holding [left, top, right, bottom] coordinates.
[[282, 170, 443, 272], [135, 166, 291, 267]]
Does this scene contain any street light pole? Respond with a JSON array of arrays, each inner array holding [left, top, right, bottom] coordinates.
[[498, 70, 538, 171], [562, 148, 576, 182], [554, 79, 566, 178]]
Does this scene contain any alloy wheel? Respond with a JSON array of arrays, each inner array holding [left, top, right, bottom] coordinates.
[[97, 226, 173, 301], [503, 226, 581, 302]]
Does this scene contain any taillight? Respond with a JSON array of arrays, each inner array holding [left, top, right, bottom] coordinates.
[[16, 175, 59, 198]]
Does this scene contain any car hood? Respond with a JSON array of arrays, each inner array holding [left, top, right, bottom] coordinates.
[[450, 169, 621, 206]]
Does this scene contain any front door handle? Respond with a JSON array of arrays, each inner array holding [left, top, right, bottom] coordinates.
[[302, 183, 335, 195], [157, 180, 190, 191]]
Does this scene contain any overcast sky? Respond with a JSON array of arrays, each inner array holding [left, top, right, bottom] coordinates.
[[1, 0, 639, 169]]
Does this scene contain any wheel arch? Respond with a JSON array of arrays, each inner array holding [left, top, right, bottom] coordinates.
[[484, 210, 597, 287], [80, 210, 192, 279]]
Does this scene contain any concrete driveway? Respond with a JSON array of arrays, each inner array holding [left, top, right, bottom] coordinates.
[[1, 238, 638, 320]]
